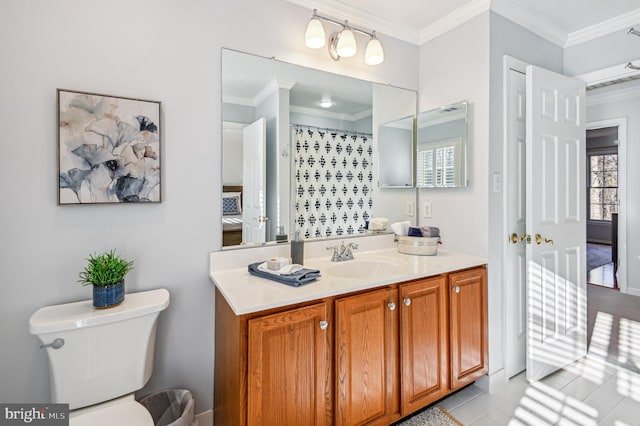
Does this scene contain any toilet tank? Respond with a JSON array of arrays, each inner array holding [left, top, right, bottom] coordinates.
[[29, 289, 170, 410]]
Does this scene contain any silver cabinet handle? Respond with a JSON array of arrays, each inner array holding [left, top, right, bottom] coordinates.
[[388, 302, 396, 311], [454, 286, 460, 294], [319, 320, 328, 330], [40, 338, 65, 350], [403, 298, 411, 306]]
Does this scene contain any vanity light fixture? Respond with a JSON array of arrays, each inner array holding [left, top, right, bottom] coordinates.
[[304, 9, 384, 65]]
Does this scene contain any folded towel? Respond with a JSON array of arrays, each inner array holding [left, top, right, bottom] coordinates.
[[248, 262, 320, 286], [390, 221, 411, 236], [408, 227, 423, 237], [421, 226, 440, 238]]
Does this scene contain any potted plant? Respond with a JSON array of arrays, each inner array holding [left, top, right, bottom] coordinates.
[[78, 249, 134, 308]]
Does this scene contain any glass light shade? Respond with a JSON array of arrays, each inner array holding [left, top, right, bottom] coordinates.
[[336, 28, 356, 57], [305, 17, 326, 49], [365, 37, 384, 65]]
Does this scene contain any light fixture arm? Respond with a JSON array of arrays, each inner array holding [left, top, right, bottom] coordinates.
[[629, 27, 640, 37], [311, 9, 376, 39]]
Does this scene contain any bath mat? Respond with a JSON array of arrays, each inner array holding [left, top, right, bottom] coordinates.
[[396, 406, 463, 425]]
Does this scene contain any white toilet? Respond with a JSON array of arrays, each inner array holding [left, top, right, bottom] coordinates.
[[29, 288, 170, 426]]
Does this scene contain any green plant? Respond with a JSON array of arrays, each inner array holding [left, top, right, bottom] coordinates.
[[78, 250, 134, 286]]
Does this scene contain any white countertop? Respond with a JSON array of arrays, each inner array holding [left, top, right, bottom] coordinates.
[[210, 244, 487, 315]]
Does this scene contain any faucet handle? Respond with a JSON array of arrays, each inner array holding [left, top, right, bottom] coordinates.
[[348, 242, 359, 250]]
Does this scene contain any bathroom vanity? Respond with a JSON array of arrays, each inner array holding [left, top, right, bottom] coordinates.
[[210, 240, 487, 426]]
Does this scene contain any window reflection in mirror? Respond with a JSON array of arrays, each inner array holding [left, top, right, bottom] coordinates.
[[221, 48, 417, 248], [416, 101, 468, 188]]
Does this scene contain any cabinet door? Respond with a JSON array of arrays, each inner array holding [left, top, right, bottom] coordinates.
[[399, 276, 449, 416], [335, 288, 399, 426], [449, 267, 488, 390], [247, 302, 331, 426]]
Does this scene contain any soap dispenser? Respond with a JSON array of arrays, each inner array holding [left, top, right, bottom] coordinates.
[[291, 231, 304, 265]]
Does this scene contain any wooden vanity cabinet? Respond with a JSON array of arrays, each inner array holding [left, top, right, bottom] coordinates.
[[449, 267, 488, 390], [335, 287, 400, 426], [213, 266, 487, 426]]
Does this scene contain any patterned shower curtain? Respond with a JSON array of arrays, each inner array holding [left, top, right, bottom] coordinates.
[[293, 126, 374, 239]]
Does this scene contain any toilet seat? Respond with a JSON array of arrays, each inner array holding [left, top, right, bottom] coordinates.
[[70, 394, 153, 426]]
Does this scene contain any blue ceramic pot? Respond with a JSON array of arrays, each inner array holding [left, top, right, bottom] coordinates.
[[93, 281, 125, 308]]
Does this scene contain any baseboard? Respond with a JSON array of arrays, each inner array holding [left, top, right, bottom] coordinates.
[[195, 409, 213, 426], [475, 369, 508, 393], [626, 287, 640, 298]]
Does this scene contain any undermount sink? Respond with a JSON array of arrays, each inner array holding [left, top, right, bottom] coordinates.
[[326, 258, 402, 279]]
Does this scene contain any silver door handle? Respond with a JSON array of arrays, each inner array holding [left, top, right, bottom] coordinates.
[[319, 320, 328, 330]]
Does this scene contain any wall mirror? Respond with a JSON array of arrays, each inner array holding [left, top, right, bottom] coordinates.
[[416, 101, 468, 188], [221, 48, 417, 248], [378, 115, 414, 188]]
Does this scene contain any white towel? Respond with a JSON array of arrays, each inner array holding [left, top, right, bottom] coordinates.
[[390, 221, 411, 236], [258, 262, 304, 276]]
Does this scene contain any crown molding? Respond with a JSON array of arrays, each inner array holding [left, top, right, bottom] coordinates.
[[284, 0, 419, 44], [286, 0, 640, 50], [290, 105, 371, 122], [490, 0, 566, 47], [565, 8, 640, 47], [419, 0, 491, 44]]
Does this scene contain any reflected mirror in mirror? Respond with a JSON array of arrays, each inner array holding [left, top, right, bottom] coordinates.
[[416, 101, 468, 188], [378, 115, 414, 187], [221, 48, 417, 248]]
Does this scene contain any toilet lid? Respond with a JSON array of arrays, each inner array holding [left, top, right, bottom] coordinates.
[[70, 395, 153, 426]]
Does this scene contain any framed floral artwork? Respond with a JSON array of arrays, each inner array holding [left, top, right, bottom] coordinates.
[[58, 89, 161, 204]]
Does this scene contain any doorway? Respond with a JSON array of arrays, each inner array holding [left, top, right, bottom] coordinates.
[[585, 121, 625, 290]]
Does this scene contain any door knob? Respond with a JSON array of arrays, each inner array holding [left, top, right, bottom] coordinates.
[[535, 234, 554, 245], [510, 233, 527, 244], [388, 302, 396, 311], [403, 298, 411, 306], [319, 320, 328, 330]]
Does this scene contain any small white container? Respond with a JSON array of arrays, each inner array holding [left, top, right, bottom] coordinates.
[[397, 236, 440, 256]]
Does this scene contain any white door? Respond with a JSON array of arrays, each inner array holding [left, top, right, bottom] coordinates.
[[525, 65, 587, 381], [505, 66, 527, 378], [242, 118, 267, 244]]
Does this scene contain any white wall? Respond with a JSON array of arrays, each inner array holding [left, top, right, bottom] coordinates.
[[586, 80, 640, 296], [417, 13, 490, 257], [0, 0, 418, 413]]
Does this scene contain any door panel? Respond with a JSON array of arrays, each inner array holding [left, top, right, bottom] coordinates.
[[526, 65, 587, 382], [505, 66, 527, 378], [399, 277, 448, 416], [449, 268, 488, 390], [242, 118, 267, 243], [247, 303, 330, 426], [335, 288, 399, 426]]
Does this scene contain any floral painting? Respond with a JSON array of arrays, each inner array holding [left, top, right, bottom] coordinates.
[[58, 89, 161, 204]]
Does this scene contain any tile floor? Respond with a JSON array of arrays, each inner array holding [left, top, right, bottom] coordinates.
[[438, 294, 640, 425]]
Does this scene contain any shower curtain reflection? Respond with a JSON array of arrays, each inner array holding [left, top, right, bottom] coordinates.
[[292, 125, 374, 239]]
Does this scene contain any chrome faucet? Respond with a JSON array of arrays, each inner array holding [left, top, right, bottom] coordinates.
[[327, 241, 359, 262]]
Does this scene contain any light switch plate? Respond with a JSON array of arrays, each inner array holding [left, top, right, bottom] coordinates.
[[423, 202, 432, 218], [406, 200, 414, 216]]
